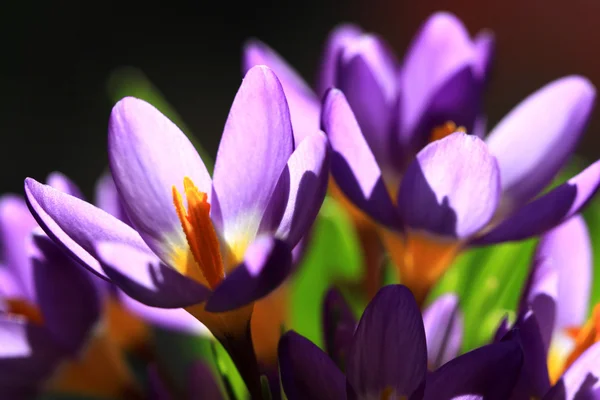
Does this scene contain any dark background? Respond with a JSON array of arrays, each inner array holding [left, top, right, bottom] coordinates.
[[2, 0, 599, 197]]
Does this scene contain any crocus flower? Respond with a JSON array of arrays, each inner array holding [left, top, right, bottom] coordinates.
[[244, 12, 598, 305], [148, 360, 224, 400], [499, 215, 600, 398], [280, 284, 523, 399], [25, 65, 330, 397]]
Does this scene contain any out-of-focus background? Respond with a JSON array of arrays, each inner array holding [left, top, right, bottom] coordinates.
[[2, 0, 598, 195]]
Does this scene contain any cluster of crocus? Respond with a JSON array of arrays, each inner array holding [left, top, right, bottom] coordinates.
[[1, 9, 600, 400]]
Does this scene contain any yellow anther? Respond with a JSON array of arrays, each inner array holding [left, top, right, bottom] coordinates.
[[430, 121, 466, 143]]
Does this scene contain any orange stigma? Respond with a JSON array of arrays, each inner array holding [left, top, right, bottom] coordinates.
[[430, 121, 466, 143], [172, 177, 224, 289], [6, 298, 44, 325]]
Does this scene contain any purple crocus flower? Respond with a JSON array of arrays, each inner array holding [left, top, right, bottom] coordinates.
[[25, 65, 330, 396], [280, 284, 523, 399], [244, 12, 599, 304], [0, 189, 100, 399], [498, 215, 600, 399]]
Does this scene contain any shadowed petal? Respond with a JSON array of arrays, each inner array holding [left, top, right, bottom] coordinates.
[[117, 290, 210, 336], [187, 361, 225, 400], [423, 294, 463, 369], [148, 364, 172, 400], [322, 89, 399, 228], [94, 172, 131, 226], [316, 24, 362, 96], [204, 236, 292, 312], [25, 178, 149, 279], [337, 34, 398, 168], [46, 172, 84, 199], [212, 66, 294, 240], [96, 241, 210, 308], [346, 285, 427, 398], [31, 232, 100, 356], [279, 330, 346, 400], [536, 215, 591, 331], [270, 130, 330, 247], [108, 97, 212, 263], [559, 342, 600, 398], [397, 132, 501, 238], [472, 160, 600, 245], [323, 288, 357, 371], [473, 31, 495, 82], [423, 340, 523, 400], [399, 12, 482, 152], [0, 195, 37, 300], [486, 76, 595, 208], [243, 40, 320, 144]]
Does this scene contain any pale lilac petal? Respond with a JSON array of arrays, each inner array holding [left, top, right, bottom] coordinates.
[[96, 241, 211, 308], [399, 12, 481, 153], [560, 343, 600, 399], [279, 330, 346, 400], [316, 24, 363, 96], [243, 40, 320, 144], [108, 97, 212, 263], [31, 232, 100, 356], [204, 236, 292, 312], [423, 294, 463, 369], [473, 160, 600, 245], [423, 340, 523, 400], [397, 132, 501, 238], [486, 76, 595, 208], [25, 178, 149, 279], [94, 172, 131, 226], [212, 66, 294, 241], [346, 285, 427, 398], [0, 268, 21, 299], [117, 290, 210, 336], [0, 195, 37, 300], [46, 171, 84, 199], [322, 89, 399, 228], [337, 34, 398, 168], [518, 258, 557, 354], [271, 130, 330, 247]]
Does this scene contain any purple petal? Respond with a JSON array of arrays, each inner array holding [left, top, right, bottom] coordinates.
[[423, 340, 523, 400], [0, 316, 65, 388], [96, 241, 211, 308], [242, 40, 320, 144], [108, 97, 212, 263], [486, 76, 595, 208], [0, 268, 21, 299], [559, 342, 600, 398], [25, 178, 149, 279], [278, 330, 346, 400], [493, 315, 511, 343], [148, 364, 173, 400], [212, 66, 294, 241], [31, 232, 100, 356], [473, 31, 495, 82], [271, 130, 330, 247], [346, 285, 427, 398], [322, 288, 357, 371], [46, 171, 84, 199], [321, 89, 399, 228], [0, 195, 37, 300], [337, 34, 399, 169], [397, 132, 501, 238], [398, 12, 482, 153], [518, 258, 557, 354], [94, 172, 131, 226], [204, 236, 292, 312], [423, 293, 463, 369], [316, 24, 363, 96], [537, 215, 591, 331], [187, 361, 224, 400], [117, 290, 210, 335], [472, 160, 600, 245]]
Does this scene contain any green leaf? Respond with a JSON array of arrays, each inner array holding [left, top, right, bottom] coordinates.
[[288, 196, 363, 348], [106, 66, 214, 172]]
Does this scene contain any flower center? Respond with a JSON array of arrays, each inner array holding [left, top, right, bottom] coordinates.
[[430, 121, 466, 143], [172, 177, 224, 289]]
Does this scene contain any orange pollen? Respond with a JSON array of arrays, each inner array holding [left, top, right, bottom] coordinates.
[[5, 298, 44, 325], [562, 304, 600, 375], [172, 177, 224, 289], [430, 121, 466, 143]]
